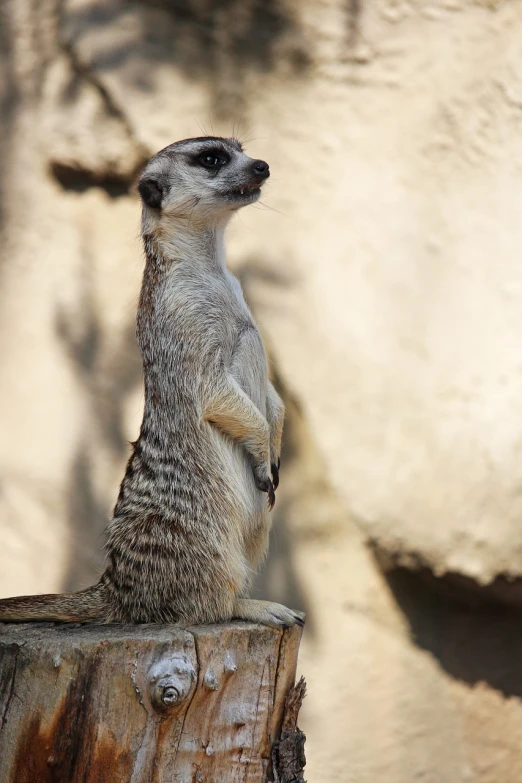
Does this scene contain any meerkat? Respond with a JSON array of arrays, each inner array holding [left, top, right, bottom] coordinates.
[[0, 136, 303, 629]]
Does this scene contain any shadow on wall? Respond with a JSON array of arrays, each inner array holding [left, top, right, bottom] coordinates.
[[384, 563, 522, 699], [234, 260, 313, 626], [55, 242, 142, 591], [64, 0, 312, 117], [250, 393, 313, 631], [0, 3, 20, 236], [50, 163, 135, 199]]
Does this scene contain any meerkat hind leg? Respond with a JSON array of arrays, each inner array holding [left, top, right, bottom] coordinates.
[[233, 598, 304, 627]]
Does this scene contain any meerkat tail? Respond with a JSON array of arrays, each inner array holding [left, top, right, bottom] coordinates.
[[0, 582, 108, 623]]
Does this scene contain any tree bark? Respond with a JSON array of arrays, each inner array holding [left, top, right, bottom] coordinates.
[[0, 621, 305, 782]]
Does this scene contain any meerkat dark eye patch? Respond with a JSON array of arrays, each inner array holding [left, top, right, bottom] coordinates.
[[138, 177, 163, 209], [196, 150, 230, 169]]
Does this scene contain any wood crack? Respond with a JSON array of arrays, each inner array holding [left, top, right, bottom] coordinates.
[[172, 631, 200, 758], [0, 644, 20, 734], [243, 652, 269, 782]]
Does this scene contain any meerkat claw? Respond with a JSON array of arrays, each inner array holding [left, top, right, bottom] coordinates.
[[266, 605, 305, 627], [271, 461, 280, 490], [268, 484, 275, 510], [234, 599, 305, 627], [254, 472, 276, 509], [265, 480, 275, 510]]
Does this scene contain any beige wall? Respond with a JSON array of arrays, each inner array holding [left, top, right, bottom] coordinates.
[[2, 1, 522, 780]]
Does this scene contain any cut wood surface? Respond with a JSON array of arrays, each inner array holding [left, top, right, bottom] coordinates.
[[0, 621, 305, 783]]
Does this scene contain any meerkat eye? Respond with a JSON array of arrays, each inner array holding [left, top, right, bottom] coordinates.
[[198, 152, 228, 169]]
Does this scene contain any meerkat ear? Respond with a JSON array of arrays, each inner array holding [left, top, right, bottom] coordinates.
[[138, 177, 164, 209]]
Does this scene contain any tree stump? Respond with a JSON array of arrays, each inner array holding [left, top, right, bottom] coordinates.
[[0, 621, 305, 782]]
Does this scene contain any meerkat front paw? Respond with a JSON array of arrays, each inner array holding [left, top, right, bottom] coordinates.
[[234, 598, 305, 628], [253, 464, 276, 509]]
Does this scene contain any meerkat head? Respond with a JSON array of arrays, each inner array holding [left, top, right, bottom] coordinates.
[[138, 136, 270, 231]]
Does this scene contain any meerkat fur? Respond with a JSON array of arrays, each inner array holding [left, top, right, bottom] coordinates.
[[0, 137, 302, 629]]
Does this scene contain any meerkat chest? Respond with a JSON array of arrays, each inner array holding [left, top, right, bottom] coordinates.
[[224, 272, 268, 409], [224, 270, 252, 318], [162, 265, 267, 408]]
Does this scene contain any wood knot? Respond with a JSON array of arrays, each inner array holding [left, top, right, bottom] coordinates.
[[147, 653, 196, 712], [223, 652, 237, 674], [203, 669, 219, 691]]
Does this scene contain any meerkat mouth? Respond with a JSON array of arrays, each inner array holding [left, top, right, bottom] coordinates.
[[225, 185, 262, 203]]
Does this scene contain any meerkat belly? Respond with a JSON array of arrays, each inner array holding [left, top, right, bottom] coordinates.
[[229, 324, 272, 552], [194, 327, 270, 536], [160, 276, 270, 538]]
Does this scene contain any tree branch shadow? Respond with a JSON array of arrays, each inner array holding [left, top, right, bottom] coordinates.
[[64, 0, 312, 117]]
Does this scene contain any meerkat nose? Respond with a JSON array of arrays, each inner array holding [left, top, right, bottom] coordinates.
[[252, 160, 270, 180]]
